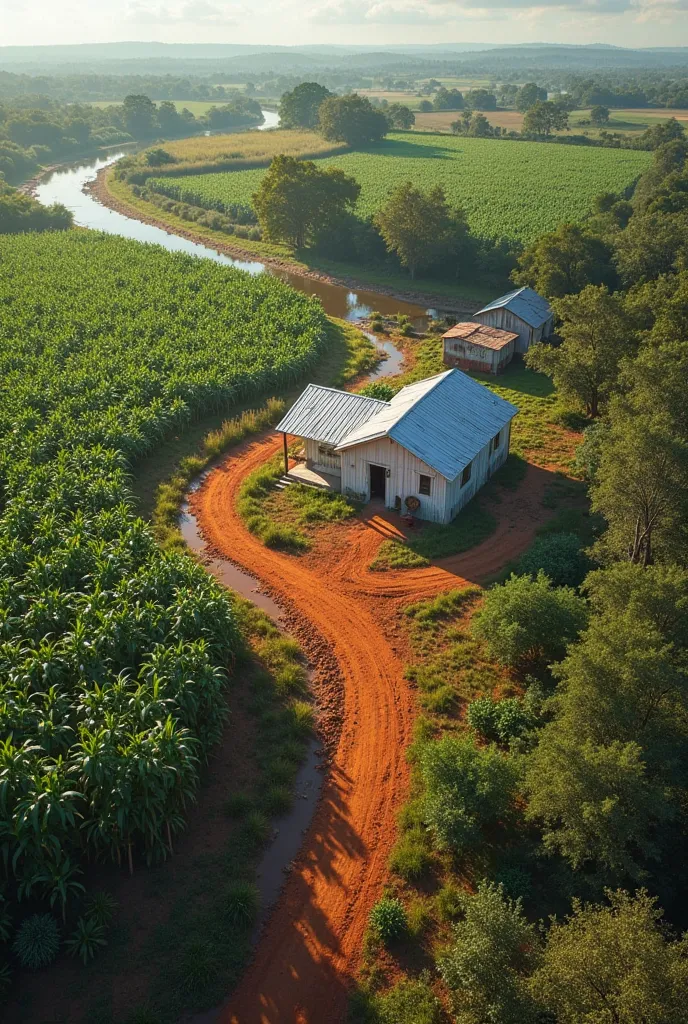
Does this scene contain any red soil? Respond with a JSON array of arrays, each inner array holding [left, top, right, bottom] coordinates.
[[190, 432, 555, 1024]]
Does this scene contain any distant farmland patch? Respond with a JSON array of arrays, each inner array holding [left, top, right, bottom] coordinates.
[[165, 132, 651, 243]]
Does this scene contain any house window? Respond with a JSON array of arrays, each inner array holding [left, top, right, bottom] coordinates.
[[419, 474, 431, 496], [492, 431, 501, 452], [460, 462, 472, 488]]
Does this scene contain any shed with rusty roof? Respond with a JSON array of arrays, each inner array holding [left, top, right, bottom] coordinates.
[[442, 322, 518, 375], [473, 286, 553, 354]]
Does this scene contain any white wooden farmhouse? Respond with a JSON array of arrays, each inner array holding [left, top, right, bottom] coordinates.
[[473, 286, 553, 354], [275, 369, 518, 524]]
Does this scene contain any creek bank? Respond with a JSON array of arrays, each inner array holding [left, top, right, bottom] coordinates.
[[88, 163, 483, 317]]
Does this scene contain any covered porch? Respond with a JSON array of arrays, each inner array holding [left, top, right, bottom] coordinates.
[[284, 462, 342, 492]]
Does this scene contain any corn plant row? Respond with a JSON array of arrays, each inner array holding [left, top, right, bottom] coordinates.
[[0, 231, 328, 922]]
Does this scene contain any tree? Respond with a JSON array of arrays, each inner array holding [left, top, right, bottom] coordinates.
[[122, 94, 157, 139], [523, 100, 569, 135], [375, 181, 470, 280], [252, 154, 360, 249], [590, 104, 610, 125], [525, 563, 688, 878], [516, 82, 547, 112], [385, 103, 415, 129], [614, 210, 688, 287], [155, 100, 187, 137], [278, 82, 331, 130], [590, 406, 688, 566], [433, 87, 464, 111], [318, 94, 388, 146], [513, 222, 617, 299], [419, 99, 433, 113], [530, 891, 688, 1023], [464, 88, 497, 111], [420, 736, 518, 854], [471, 571, 588, 672], [525, 285, 634, 417], [438, 882, 540, 1024]]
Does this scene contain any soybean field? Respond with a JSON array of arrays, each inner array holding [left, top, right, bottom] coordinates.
[[164, 132, 652, 243], [0, 232, 326, 929]]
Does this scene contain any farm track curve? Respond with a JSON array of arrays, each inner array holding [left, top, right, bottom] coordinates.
[[191, 431, 553, 1024]]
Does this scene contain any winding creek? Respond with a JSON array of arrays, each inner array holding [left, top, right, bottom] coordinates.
[[32, 132, 420, 1015]]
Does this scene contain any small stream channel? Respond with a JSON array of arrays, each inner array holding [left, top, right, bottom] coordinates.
[[32, 134, 413, 1015]]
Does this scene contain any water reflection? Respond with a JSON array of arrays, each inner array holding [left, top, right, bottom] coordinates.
[[34, 130, 434, 327]]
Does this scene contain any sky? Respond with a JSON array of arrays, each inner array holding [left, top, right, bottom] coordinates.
[[1, 0, 687, 49]]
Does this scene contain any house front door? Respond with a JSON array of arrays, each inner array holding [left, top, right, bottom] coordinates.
[[369, 464, 386, 500]]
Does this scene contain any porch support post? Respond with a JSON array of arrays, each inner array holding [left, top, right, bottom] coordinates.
[[283, 432, 289, 475]]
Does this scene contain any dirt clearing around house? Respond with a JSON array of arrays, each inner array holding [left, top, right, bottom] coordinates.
[[190, 428, 564, 1022]]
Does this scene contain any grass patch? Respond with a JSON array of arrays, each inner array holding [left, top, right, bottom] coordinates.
[[371, 500, 496, 570], [237, 456, 359, 552], [152, 398, 287, 552]]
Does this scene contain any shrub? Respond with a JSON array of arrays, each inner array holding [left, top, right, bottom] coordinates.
[[374, 978, 442, 1024], [85, 891, 118, 928], [224, 881, 260, 927], [176, 939, 219, 994], [471, 571, 588, 672], [369, 897, 407, 945], [515, 532, 591, 588], [388, 832, 432, 880], [435, 883, 465, 922], [224, 791, 254, 818], [359, 381, 395, 401], [467, 695, 535, 744], [420, 734, 518, 854], [66, 916, 107, 964], [12, 914, 60, 969]]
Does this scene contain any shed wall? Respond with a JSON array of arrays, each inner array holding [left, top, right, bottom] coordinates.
[[305, 436, 342, 475], [340, 437, 448, 523], [474, 309, 553, 353], [443, 421, 512, 520], [443, 337, 514, 374]]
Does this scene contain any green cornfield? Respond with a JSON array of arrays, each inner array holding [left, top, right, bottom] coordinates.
[[0, 232, 326, 921], [164, 132, 651, 243]]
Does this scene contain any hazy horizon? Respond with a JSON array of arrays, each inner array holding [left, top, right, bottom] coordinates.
[[2, 0, 687, 53]]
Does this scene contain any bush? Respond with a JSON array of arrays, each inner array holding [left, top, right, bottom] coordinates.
[[374, 978, 442, 1023], [420, 734, 518, 855], [388, 832, 432, 880], [85, 891, 118, 928], [66, 915, 107, 963], [467, 695, 536, 744], [224, 881, 260, 927], [12, 914, 60, 969], [359, 381, 395, 401], [471, 571, 588, 672], [176, 939, 219, 994], [515, 532, 591, 588], [369, 896, 407, 944]]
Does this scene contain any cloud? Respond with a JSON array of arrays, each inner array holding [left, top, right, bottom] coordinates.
[[307, 0, 640, 21], [126, 0, 241, 25]]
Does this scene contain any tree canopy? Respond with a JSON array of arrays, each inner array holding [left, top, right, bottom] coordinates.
[[278, 82, 332, 130], [318, 93, 388, 146], [253, 154, 360, 249]]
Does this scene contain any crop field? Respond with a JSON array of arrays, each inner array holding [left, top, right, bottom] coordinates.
[[0, 231, 326, 938], [141, 128, 346, 174], [166, 131, 651, 243], [414, 107, 688, 138]]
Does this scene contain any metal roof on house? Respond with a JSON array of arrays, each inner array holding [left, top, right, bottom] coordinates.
[[335, 369, 518, 481], [275, 384, 388, 446], [442, 322, 519, 351], [475, 287, 552, 329]]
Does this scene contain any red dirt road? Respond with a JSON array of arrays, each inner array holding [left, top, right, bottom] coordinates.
[[191, 433, 554, 1024]]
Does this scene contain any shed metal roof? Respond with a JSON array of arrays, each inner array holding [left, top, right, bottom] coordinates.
[[275, 384, 387, 446], [442, 322, 518, 351], [475, 287, 552, 329], [336, 369, 518, 481]]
